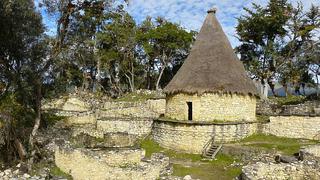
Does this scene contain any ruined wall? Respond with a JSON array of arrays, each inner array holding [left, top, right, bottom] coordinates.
[[165, 93, 256, 122], [300, 145, 320, 162], [152, 120, 257, 154], [242, 162, 320, 180], [100, 99, 166, 118], [55, 147, 169, 180], [65, 114, 96, 125], [97, 117, 153, 137], [262, 116, 320, 140]]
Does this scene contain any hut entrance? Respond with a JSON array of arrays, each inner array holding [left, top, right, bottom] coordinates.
[[187, 102, 192, 121]]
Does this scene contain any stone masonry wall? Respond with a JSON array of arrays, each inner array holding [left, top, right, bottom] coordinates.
[[165, 93, 256, 122], [101, 99, 166, 118], [97, 117, 153, 137], [152, 120, 257, 154], [242, 161, 320, 180], [55, 147, 169, 180], [262, 116, 320, 140]]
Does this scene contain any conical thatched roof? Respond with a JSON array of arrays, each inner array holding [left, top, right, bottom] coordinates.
[[164, 8, 258, 96]]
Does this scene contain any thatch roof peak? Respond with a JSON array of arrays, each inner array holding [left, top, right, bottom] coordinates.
[[207, 7, 217, 14], [164, 10, 258, 96]]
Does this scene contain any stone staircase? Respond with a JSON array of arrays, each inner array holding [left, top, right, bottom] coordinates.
[[202, 137, 222, 159]]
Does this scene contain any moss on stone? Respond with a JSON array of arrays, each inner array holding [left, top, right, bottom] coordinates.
[[50, 166, 73, 180]]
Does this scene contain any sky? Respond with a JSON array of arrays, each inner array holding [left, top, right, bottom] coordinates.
[[41, 0, 320, 47]]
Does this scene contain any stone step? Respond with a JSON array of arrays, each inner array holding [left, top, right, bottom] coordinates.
[[204, 144, 223, 159]]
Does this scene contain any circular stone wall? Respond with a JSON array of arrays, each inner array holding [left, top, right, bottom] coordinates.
[[165, 93, 256, 122], [152, 119, 257, 154]]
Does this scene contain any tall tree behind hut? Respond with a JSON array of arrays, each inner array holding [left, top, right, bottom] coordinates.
[[137, 17, 196, 90], [236, 0, 320, 98]]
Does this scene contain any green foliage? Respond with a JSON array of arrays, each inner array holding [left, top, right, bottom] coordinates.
[[137, 17, 196, 89], [41, 113, 66, 128], [256, 115, 270, 122], [0, 94, 35, 128], [50, 166, 73, 180], [139, 138, 164, 158], [270, 95, 306, 105], [236, 0, 320, 96]]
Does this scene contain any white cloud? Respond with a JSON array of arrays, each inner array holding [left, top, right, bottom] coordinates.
[[126, 0, 320, 47]]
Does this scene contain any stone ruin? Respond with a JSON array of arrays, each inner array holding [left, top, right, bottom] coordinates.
[[41, 93, 170, 180], [241, 145, 320, 180]]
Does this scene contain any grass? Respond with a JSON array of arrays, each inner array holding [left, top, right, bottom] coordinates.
[[31, 162, 72, 180], [41, 113, 66, 127], [50, 166, 73, 179], [256, 115, 270, 122], [240, 134, 319, 155], [115, 92, 159, 102], [170, 153, 241, 180], [140, 138, 242, 180], [270, 95, 306, 106]]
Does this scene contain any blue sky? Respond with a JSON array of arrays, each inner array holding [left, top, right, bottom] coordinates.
[[41, 0, 320, 47]]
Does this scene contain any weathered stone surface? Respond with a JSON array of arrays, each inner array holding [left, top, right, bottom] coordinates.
[[262, 116, 320, 140], [97, 117, 153, 137], [152, 120, 257, 154], [241, 161, 320, 180], [65, 114, 96, 125], [165, 93, 256, 122], [71, 131, 138, 148], [43, 97, 90, 112], [55, 146, 170, 180], [257, 99, 320, 116], [300, 145, 320, 161], [101, 99, 165, 118], [275, 155, 298, 163]]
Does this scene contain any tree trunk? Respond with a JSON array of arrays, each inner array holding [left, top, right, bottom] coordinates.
[[283, 83, 288, 97], [156, 65, 165, 91], [28, 81, 42, 171], [268, 79, 275, 96], [14, 138, 26, 161], [131, 59, 135, 92], [156, 52, 167, 91], [96, 56, 101, 92], [146, 60, 152, 90], [124, 73, 134, 92], [261, 79, 268, 99]]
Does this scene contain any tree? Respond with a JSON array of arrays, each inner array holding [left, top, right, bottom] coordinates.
[[0, 0, 47, 166], [137, 17, 195, 90], [236, 0, 320, 98], [98, 8, 139, 94]]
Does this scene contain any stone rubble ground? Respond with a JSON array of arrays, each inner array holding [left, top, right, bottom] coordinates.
[[0, 164, 68, 180]]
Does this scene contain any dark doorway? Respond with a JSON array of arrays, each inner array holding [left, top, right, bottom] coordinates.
[[187, 102, 192, 121]]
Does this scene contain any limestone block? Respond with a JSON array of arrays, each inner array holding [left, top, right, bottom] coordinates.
[[65, 114, 96, 125], [55, 147, 169, 180], [97, 118, 153, 137], [62, 98, 90, 112], [152, 120, 257, 154], [263, 116, 320, 140], [165, 93, 256, 122]]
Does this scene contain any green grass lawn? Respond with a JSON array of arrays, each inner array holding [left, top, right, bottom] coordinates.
[[140, 138, 241, 180], [240, 134, 319, 155]]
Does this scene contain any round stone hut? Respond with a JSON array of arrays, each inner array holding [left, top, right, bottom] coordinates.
[[153, 8, 259, 154]]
